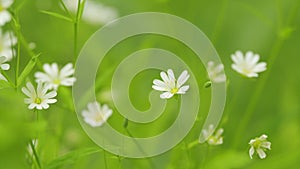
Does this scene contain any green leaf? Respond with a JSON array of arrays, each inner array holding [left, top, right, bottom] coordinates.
[[40, 10, 73, 22], [44, 147, 101, 169], [17, 54, 41, 86], [0, 80, 11, 89]]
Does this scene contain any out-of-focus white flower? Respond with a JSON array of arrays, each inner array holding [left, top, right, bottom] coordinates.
[[207, 61, 226, 83], [200, 124, 224, 145], [34, 63, 76, 90], [82, 101, 113, 127], [0, 29, 17, 61], [0, 56, 9, 70], [62, 0, 118, 25], [22, 82, 57, 110], [0, 0, 13, 26], [152, 69, 190, 99], [231, 51, 267, 78], [249, 134, 271, 159], [0, 56, 9, 81]]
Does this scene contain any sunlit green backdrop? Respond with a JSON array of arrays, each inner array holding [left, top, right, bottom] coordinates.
[[0, 0, 300, 168]]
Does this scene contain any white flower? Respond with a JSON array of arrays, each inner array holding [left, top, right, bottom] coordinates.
[[207, 61, 226, 83], [0, 56, 9, 81], [249, 134, 271, 159], [0, 0, 13, 26], [62, 0, 118, 25], [0, 56, 9, 70], [231, 51, 267, 78], [82, 101, 113, 127], [22, 82, 57, 110], [34, 63, 76, 90], [152, 69, 190, 99], [0, 29, 17, 61], [200, 124, 224, 145]]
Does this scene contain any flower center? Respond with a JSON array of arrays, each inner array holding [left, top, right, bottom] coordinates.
[[252, 139, 262, 148], [171, 87, 179, 94], [34, 97, 42, 104], [53, 79, 61, 85], [95, 113, 104, 122]]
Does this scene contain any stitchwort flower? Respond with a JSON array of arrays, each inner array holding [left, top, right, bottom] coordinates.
[[82, 101, 113, 127], [200, 124, 224, 145], [207, 61, 226, 83], [152, 69, 190, 99], [0, 0, 13, 26], [231, 50, 267, 78], [34, 63, 76, 90], [249, 134, 271, 159], [22, 82, 57, 110]]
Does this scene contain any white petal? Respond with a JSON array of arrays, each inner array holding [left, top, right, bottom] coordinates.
[[160, 71, 170, 83], [44, 91, 57, 99], [0, 11, 11, 26], [253, 62, 267, 73], [28, 103, 36, 109], [22, 87, 32, 97], [60, 63, 74, 77], [249, 146, 255, 159], [152, 85, 167, 91], [167, 69, 175, 81], [1, 63, 10, 70], [261, 141, 271, 150], [160, 92, 174, 99], [256, 148, 266, 159], [153, 79, 168, 89], [46, 99, 57, 104], [177, 70, 189, 87], [177, 85, 189, 94]]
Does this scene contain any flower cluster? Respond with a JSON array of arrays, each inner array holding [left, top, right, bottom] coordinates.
[[151, 50, 269, 159], [22, 63, 76, 110]]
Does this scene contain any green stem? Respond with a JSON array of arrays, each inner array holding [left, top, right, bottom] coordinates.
[[211, 0, 228, 44], [200, 144, 209, 169], [124, 127, 156, 169], [103, 150, 108, 169], [29, 141, 42, 169]]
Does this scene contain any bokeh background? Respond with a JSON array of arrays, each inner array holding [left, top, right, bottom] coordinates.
[[0, 0, 300, 168]]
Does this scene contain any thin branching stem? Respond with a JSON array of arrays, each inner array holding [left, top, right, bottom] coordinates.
[[232, 1, 300, 148]]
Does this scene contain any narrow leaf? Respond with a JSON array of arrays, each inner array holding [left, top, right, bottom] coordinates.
[[40, 10, 73, 22], [44, 147, 101, 169], [17, 54, 41, 86]]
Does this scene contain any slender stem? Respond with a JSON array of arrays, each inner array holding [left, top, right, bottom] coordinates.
[[211, 0, 228, 44], [200, 144, 209, 169], [103, 150, 108, 169], [73, 0, 82, 61], [29, 141, 42, 169], [124, 127, 156, 169], [187, 140, 199, 149], [184, 141, 192, 169]]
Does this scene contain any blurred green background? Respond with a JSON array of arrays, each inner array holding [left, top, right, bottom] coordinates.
[[0, 0, 300, 168]]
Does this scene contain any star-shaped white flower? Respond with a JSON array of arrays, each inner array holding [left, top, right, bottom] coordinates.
[[152, 69, 190, 99], [200, 124, 224, 145], [0, 29, 17, 61], [34, 63, 76, 90], [207, 61, 226, 83], [249, 134, 271, 159], [231, 51, 267, 78], [62, 0, 118, 25], [0, 0, 13, 26], [22, 82, 57, 110], [82, 101, 113, 127]]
